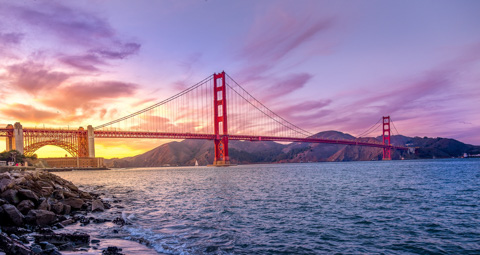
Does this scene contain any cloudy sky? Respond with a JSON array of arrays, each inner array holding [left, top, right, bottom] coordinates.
[[1, 0, 479, 158]]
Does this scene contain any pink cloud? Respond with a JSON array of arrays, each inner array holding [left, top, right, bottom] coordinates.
[[5, 61, 71, 94], [2, 104, 59, 122], [58, 54, 105, 72], [41, 81, 138, 114]]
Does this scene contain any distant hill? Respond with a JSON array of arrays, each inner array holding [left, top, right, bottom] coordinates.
[[104, 131, 480, 167]]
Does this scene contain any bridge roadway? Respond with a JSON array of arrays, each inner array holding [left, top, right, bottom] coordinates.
[[0, 128, 408, 151]]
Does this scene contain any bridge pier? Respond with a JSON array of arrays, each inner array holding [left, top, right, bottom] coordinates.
[[6, 124, 13, 151], [382, 116, 391, 160], [87, 125, 95, 157]]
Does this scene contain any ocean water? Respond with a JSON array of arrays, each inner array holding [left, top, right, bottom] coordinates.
[[56, 159, 480, 254]]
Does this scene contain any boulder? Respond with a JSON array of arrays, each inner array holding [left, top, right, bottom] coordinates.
[[41, 186, 54, 196], [17, 189, 39, 204], [63, 191, 78, 198], [62, 198, 85, 210], [0, 172, 12, 180], [26, 209, 56, 226], [80, 192, 92, 199], [16, 200, 35, 214], [0, 179, 13, 193], [63, 204, 71, 215], [52, 190, 64, 200], [37, 199, 50, 211], [52, 202, 64, 214], [2, 204, 24, 226], [1, 189, 20, 204], [91, 199, 105, 212]]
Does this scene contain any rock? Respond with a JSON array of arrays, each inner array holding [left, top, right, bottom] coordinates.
[[60, 219, 74, 227], [51, 202, 64, 214], [41, 186, 54, 196], [0, 232, 35, 255], [37, 199, 50, 211], [34, 232, 90, 245], [103, 246, 124, 255], [80, 191, 92, 199], [52, 190, 64, 200], [91, 199, 105, 212], [91, 239, 100, 244], [0, 179, 13, 193], [17, 200, 35, 214], [26, 209, 56, 226], [17, 189, 39, 204], [112, 217, 126, 226], [37, 181, 53, 188], [2, 204, 24, 226], [63, 191, 78, 198], [1, 189, 20, 205], [62, 198, 85, 210], [63, 204, 71, 215], [0, 173, 12, 180], [0, 198, 7, 206]]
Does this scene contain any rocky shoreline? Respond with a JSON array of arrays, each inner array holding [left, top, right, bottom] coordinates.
[[0, 169, 127, 255]]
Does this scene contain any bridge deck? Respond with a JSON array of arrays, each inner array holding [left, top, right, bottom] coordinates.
[[0, 128, 407, 150]]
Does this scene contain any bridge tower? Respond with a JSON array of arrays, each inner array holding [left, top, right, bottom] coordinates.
[[382, 116, 391, 160], [212, 71, 231, 166], [77, 127, 89, 157]]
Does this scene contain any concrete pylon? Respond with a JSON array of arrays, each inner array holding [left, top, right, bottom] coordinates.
[[6, 124, 13, 151], [87, 125, 95, 158], [14, 122, 24, 154]]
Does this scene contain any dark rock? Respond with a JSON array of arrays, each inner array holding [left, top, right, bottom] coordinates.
[[37, 181, 53, 188], [34, 232, 89, 245], [103, 246, 124, 255], [51, 202, 64, 215], [26, 210, 56, 226], [31, 244, 42, 253], [60, 219, 74, 227], [103, 202, 112, 209], [91, 199, 105, 212], [91, 239, 100, 244], [112, 217, 125, 226], [1, 189, 20, 204], [0, 198, 7, 206], [0, 179, 13, 193], [37, 199, 50, 211], [52, 190, 64, 200], [18, 189, 39, 204], [0, 173, 12, 180], [17, 200, 35, 214], [2, 204, 24, 226], [40, 187, 54, 196], [80, 191, 92, 199], [0, 232, 35, 255], [63, 204, 71, 215], [62, 198, 85, 210], [63, 191, 77, 199], [57, 242, 74, 251]]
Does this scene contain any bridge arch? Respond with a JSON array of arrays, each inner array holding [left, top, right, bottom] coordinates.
[[24, 140, 78, 157]]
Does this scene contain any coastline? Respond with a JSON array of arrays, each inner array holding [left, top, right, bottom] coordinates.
[[0, 169, 157, 255]]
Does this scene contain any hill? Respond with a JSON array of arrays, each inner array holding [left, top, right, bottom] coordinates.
[[104, 131, 480, 167]]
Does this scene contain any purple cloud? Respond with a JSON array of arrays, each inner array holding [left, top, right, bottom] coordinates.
[[0, 32, 24, 45], [59, 54, 104, 72], [1, 2, 141, 72], [5, 61, 71, 94]]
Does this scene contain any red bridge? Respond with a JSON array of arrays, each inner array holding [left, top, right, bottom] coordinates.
[[0, 72, 407, 165]]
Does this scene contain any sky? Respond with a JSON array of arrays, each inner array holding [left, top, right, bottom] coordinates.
[[0, 0, 479, 158]]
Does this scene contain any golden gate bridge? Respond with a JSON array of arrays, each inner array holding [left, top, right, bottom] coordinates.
[[0, 72, 407, 165]]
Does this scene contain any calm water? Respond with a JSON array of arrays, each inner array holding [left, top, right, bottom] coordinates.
[[56, 159, 480, 254]]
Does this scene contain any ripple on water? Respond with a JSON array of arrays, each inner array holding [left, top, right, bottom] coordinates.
[[56, 159, 480, 254]]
